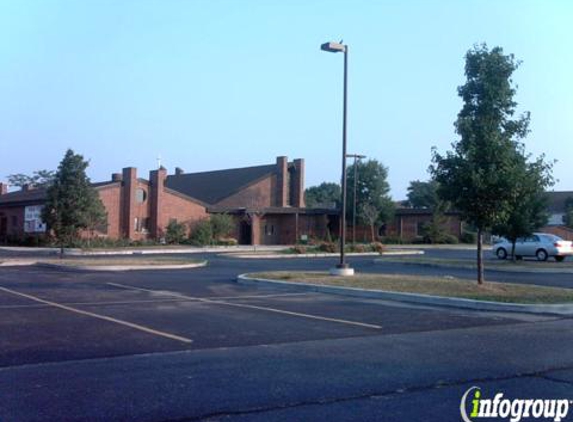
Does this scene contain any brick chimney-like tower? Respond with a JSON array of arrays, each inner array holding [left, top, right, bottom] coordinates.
[[276, 156, 288, 207], [292, 158, 305, 208], [121, 167, 137, 239], [149, 167, 167, 239]]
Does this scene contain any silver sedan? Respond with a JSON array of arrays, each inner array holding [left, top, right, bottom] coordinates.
[[493, 233, 573, 262]]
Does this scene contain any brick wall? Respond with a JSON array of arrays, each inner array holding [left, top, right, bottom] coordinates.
[[160, 190, 208, 237], [215, 176, 275, 209], [95, 184, 121, 238], [541, 226, 573, 241]]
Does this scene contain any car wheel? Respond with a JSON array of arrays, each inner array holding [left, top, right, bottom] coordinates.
[[496, 248, 507, 260], [536, 249, 548, 261], [555, 256, 565, 262]]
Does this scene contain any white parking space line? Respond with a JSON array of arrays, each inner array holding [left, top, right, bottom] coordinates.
[[0, 286, 193, 344], [107, 282, 309, 301], [0, 298, 186, 310], [106, 282, 382, 330]]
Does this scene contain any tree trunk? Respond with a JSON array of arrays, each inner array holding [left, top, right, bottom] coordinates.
[[370, 222, 375, 243], [477, 228, 484, 285], [511, 241, 516, 262]]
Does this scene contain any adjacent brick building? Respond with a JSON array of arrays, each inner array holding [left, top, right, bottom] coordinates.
[[0, 156, 335, 245]]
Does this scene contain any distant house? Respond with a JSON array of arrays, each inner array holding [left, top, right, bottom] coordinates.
[[541, 191, 573, 241], [545, 191, 573, 226]]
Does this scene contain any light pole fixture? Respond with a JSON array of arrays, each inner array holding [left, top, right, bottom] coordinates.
[[321, 40, 354, 276], [346, 153, 366, 246]]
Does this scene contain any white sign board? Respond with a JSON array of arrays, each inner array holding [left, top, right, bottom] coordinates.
[[24, 205, 47, 233]]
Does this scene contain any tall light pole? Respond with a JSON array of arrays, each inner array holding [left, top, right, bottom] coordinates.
[[321, 40, 353, 276], [347, 153, 365, 246]]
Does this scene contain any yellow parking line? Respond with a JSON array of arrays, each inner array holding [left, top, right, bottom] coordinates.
[[0, 286, 193, 344], [106, 282, 382, 330]]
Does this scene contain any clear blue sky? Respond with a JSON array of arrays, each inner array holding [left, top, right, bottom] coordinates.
[[1, 0, 571, 199]]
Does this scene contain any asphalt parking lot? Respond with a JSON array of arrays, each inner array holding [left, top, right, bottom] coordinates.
[[0, 258, 525, 368], [1, 253, 573, 421]]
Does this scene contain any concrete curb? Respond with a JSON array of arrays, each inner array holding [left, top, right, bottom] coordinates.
[[222, 252, 380, 259], [0, 260, 38, 267], [223, 250, 424, 259], [374, 258, 573, 274], [66, 246, 282, 256], [0, 260, 207, 271], [237, 274, 573, 316], [385, 244, 492, 251], [0, 245, 284, 256]]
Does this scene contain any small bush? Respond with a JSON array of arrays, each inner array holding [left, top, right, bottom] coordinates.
[[442, 234, 459, 244], [370, 242, 385, 254], [350, 243, 367, 253], [380, 235, 403, 244], [166, 220, 187, 244], [189, 219, 213, 246], [460, 231, 477, 244], [318, 241, 337, 253], [211, 213, 234, 241], [216, 237, 238, 246], [291, 245, 307, 254]]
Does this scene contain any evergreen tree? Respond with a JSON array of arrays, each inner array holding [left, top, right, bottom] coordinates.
[[42, 150, 107, 253]]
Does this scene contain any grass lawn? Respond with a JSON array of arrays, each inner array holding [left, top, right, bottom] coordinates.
[[377, 256, 573, 269], [249, 271, 573, 304]]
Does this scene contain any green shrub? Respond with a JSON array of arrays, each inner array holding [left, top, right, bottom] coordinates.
[[165, 220, 187, 244], [380, 235, 403, 244], [211, 213, 234, 241], [189, 219, 213, 246], [318, 241, 337, 253], [291, 245, 307, 254], [460, 231, 477, 244], [442, 234, 459, 244]]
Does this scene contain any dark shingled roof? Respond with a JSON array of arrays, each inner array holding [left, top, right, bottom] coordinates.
[[165, 164, 276, 205], [0, 181, 117, 206], [0, 188, 47, 206]]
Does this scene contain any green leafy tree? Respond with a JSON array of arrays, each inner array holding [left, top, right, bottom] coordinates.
[[492, 155, 553, 260], [564, 197, 573, 229], [405, 180, 453, 243], [7, 170, 55, 188], [42, 150, 107, 254], [346, 159, 394, 228], [210, 213, 235, 241], [304, 182, 340, 208], [419, 202, 453, 244], [165, 220, 187, 244], [405, 180, 440, 209], [431, 44, 533, 284]]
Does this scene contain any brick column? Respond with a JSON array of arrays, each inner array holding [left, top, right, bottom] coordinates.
[[292, 158, 305, 208], [149, 167, 167, 239], [121, 167, 137, 239], [251, 214, 262, 245], [0, 183, 7, 195], [276, 156, 288, 207]]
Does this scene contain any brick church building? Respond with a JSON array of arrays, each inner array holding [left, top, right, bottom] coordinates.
[[0, 156, 336, 245]]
